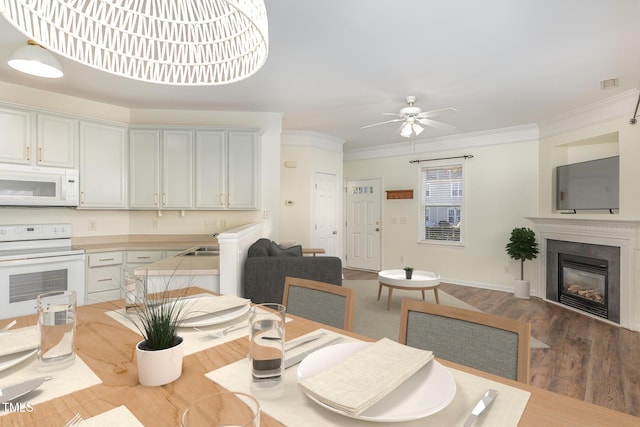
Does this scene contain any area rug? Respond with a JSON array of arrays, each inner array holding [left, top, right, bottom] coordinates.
[[344, 280, 549, 349]]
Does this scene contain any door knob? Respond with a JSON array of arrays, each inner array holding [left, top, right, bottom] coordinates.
[[332, 231, 338, 235], [375, 228, 380, 232]]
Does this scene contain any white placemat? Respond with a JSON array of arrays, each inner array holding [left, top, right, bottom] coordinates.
[[0, 354, 102, 416], [206, 330, 531, 427], [82, 405, 144, 427], [106, 299, 291, 356], [0, 326, 39, 357]]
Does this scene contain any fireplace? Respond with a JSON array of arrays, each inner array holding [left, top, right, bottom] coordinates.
[[558, 253, 608, 319], [545, 239, 620, 324]]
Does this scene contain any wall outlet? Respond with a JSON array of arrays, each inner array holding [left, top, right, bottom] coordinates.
[[400, 255, 404, 263], [263, 210, 271, 220], [88, 220, 97, 231], [152, 218, 158, 229], [204, 219, 216, 229], [220, 219, 227, 228], [504, 266, 510, 274]]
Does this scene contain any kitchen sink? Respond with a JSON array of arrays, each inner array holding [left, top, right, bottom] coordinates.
[[179, 246, 219, 256]]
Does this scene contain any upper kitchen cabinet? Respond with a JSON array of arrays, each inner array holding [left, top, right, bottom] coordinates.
[[36, 113, 78, 168], [79, 121, 128, 209], [195, 129, 259, 210], [129, 128, 194, 209], [0, 106, 77, 168], [0, 106, 31, 165], [227, 130, 259, 209]]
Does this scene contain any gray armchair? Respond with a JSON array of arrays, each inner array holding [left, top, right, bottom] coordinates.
[[243, 239, 343, 304]]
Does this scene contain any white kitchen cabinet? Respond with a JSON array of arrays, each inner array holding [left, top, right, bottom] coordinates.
[[0, 106, 77, 168], [194, 129, 259, 209], [228, 130, 259, 209], [36, 113, 78, 168], [129, 129, 161, 208], [0, 106, 32, 165], [79, 121, 128, 209], [85, 251, 124, 304], [129, 129, 193, 209], [162, 130, 194, 208], [195, 130, 225, 208]]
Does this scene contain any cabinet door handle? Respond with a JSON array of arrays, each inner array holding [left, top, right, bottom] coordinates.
[[26, 146, 31, 161], [97, 278, 113, 282], [154, 193, 158, 204], [38, 147, 43, 162], [219, 194, 224, 205], [228, 194, 232, 206], [99, 258, 115, 262], [80, 192, 85, 204], [162, 193, 167, 205], [136, 256, 151, 260]]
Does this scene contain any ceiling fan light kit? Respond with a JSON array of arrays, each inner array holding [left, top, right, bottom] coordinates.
[[0, 0, 269, 85], [8, 40, 63, 78], [362, 95, 457, 138]]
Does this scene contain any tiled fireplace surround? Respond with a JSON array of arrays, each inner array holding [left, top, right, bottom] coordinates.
[[529, 217, 640, 332]]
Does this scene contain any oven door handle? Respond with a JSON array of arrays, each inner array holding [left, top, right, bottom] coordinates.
[[0, 253, 85, 267]]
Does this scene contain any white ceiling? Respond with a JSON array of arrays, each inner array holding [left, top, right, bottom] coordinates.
[[0, 0, 639, 152]]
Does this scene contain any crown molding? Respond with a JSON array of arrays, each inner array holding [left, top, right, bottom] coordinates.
[[537, 89, 640, 139], [344, 124, 539, 162], [281, 130, 345, 153]]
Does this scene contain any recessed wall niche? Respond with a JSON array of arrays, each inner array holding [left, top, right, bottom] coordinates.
[[551, 132, 619, 213]]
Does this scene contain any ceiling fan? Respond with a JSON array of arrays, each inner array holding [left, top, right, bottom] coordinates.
[[361, 96, 457, 138]]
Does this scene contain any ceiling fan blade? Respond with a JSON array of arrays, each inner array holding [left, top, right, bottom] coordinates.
[[382, 112, 402, 117], [361, 118, 404, 129], [417, 107, 458, 118], [417, 117, 456, 130]]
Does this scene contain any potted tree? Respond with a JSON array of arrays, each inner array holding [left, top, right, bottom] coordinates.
[[403, 266, 414, 280], [505, 227, 539, 299]]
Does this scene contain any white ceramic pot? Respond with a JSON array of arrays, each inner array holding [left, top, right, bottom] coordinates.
[[514, 279, 530, 299], [136, 337, 184, 386]]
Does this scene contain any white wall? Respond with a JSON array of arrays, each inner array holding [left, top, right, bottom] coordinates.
[[0, 82, 283, 239], [345, 134, 539, 293], [280, 131, 344, 255]]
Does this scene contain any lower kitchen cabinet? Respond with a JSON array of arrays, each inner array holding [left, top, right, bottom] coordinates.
[[85, 251, 124, 304]]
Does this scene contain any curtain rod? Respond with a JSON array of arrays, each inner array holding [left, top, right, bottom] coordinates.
[[409, 154, 474, 164]]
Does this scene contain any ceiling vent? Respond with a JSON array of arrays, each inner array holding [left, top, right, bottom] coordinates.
[[600, 78, 619, 90]]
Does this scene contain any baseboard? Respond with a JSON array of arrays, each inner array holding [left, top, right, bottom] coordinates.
[[439, 276, 541, 298]]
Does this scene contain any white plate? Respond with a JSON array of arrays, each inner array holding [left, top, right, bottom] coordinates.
[[0, 348, 38, 373], [297, 342, 456, 422], [177, 303, 251, 328]]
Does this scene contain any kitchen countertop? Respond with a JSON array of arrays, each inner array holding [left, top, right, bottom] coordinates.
[[73, 234, 218, 253], [73, 234, 219, 276]]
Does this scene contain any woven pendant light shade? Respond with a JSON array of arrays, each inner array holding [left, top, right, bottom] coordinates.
[[0, 0, 269, 85]]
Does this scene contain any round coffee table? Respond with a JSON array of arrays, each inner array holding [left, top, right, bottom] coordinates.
[[377, 269, 441, 310]]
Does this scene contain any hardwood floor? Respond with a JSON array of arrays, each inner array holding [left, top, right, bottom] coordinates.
[[343, 268, 640, 418]]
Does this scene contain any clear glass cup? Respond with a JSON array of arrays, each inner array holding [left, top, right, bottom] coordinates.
[[37, 290, 76, 369], [249, 303, 286, 388], [181, 391, 260, 427], [124, 268, 147, 313]]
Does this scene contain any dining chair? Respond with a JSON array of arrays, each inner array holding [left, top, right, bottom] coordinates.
[[282, 276, 355, 331], [398, 299, 531, 383]]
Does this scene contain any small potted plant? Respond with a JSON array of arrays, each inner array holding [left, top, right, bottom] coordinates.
[[403, 266, 414, 280], [127, 273, 191, 386], [505, 227, 539, 299]]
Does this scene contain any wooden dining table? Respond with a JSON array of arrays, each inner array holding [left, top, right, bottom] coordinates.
[[1, 288, 638, 426]]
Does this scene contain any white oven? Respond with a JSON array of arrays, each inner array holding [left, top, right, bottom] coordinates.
[[0, 224, 85, 318]]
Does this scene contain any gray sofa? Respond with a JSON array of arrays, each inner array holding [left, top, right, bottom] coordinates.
[[243, 238, 343, 304]]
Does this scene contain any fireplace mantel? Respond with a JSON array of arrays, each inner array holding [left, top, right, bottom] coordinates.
[[527, 217, 640, 331]]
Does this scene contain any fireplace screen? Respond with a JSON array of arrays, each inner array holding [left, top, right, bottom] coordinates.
[[558, 253, 608, 319]]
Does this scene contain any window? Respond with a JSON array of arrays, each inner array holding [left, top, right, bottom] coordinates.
[[419, 162, 463, 243]]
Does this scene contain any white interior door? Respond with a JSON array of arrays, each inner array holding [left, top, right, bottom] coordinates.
[[313, 172, 338, 256], [346, 178, 381, 271]]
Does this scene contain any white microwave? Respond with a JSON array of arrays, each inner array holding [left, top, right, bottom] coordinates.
[[0, 164, 79, 207]]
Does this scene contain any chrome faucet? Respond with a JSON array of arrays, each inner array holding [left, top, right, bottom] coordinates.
[[210, 232, 219, 238]]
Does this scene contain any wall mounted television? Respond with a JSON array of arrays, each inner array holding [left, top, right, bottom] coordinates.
[[556, 156, 619, 211]]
